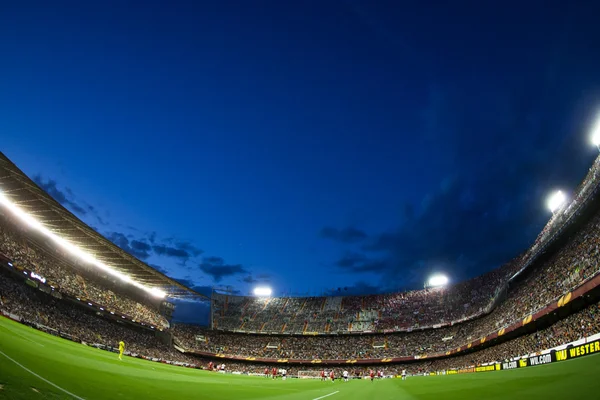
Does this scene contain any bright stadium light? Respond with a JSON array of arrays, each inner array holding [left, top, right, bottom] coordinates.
[[591, 115, 600, 148], [428, 274, 449, 287], [0, 190, 167, 298], [547, 190, 566, 213], [253, 287, 272, 297]]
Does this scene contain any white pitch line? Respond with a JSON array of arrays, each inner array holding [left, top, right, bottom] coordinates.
[[0, 349, 85, 400], [313, 390, 339, 400]]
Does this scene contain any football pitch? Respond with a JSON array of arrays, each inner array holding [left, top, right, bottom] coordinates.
[[1, 317, 600, 400]]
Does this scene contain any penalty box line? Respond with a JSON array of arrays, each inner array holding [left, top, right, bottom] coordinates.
[[313, 390, 339, 400], [0, 349, 85, 400]]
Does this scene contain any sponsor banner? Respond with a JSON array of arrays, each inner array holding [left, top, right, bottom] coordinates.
[[525, 354, 553, 367], [555, 339, 600, 361], [501, 360, 518, 370], [475, 364, 500, 372]]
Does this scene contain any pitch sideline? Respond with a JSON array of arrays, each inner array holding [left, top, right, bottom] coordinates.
[[0, 348, 86, 400], [312, 390, 339, 400]]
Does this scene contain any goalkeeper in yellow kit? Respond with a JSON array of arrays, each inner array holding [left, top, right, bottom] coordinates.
[[118, 341, 125, 360]]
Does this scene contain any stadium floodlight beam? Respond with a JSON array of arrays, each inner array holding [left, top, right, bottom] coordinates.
[[0, 190, 167, 298], [547, 190, 566, 213], [428, 274, 449, 288], [591, 115, 600, 149], [253, 287, 272, 297]]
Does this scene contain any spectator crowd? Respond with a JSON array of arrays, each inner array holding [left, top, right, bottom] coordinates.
[[2, 153, 600, 376], [0, 270, 197, 365], [176, 203, 600, 361], [0, 213, 168, 328]]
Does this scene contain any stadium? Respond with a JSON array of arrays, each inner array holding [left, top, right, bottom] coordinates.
[[2, 125, 600, 400]]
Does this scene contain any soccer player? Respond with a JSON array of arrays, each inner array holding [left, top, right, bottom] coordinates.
[[272, 367, 277, 380], [401, 369, 407, 381], [118, 341, 125, 360], [330, 370, 335, 382], [282, 368, 287, 381], [264, 367, 269, 378], [370, 370, 374, 382], [320, 370, 325, 381], [208, 361, 213, 371], [343, 370, 349, 382]]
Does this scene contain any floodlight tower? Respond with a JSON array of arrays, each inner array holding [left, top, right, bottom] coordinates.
[[547, 190, 566, 214], [591, 115, 600, 152], [253, 287, 272, 297], [425, 274, 449, 289]]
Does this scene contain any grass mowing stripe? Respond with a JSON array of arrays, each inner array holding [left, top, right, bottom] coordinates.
[[312, 391, 339, 400], [0, 321, 45, 346], [0, 348, 86, 400]]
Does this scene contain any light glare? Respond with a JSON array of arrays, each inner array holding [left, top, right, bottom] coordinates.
[[547, 190, 566, 213], [591, 116, 600, 146], [428, 274, 449, 287], [253, 287, 272, 297]]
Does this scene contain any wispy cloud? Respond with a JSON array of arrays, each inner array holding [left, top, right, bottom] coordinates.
[[198, 256, 248, 282], [33, 175, 107, 225]]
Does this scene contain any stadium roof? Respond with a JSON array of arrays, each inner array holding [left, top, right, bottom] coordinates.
[[0, 152, 207, 299]]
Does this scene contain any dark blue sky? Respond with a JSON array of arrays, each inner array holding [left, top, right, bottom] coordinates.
[[2, 1, 600, 298]]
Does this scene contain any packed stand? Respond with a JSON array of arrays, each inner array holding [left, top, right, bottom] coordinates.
[[0, 214, 169, 328], [213, 257, 522, 335], [0, 271, 196, 365], [178, 202, 600, 360], [213, 154, 600, 335], [189, 300, 600, 376]]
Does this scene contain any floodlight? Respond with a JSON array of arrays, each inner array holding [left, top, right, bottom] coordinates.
[[591, 116, 600, 147], [428, 274, 449, 287], [547, 190, 566, 213], [253, 287, 272, 297], [0, 189, 167, 298]]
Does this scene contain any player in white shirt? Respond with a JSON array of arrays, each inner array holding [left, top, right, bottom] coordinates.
[[343, 370, 349, 382], [281, 369, 287, 380], [401, 369, 407, 380]]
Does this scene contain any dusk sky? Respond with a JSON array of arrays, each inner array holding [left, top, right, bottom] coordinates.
[[2, 1, 600, 300]]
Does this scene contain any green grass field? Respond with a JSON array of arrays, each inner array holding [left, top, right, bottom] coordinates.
[[1, 316, 600, 400]]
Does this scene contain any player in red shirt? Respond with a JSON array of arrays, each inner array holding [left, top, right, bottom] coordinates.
[[208, 361, 213, 371], [370, 370, 375, 382], [320, 370, 325, 381], [264, 368, 269, 378], [329, 370, 335, 382], [272, 367, 277, 380]]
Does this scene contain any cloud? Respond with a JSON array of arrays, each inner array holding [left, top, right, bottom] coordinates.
[[331, 81, 596, 291], [334, 252, 387, 273], [131, 240, 152, 252], [199, 256, 248, 282], [323, 281, 382, 296], [241, 274, 271, 284], [105, 229, 204, 266], [152, 244, 190, 259], [106, 232, 151, 260], [33, 175, 88, 215], [33, 175, 108, 226], [151, 242, 203, 264], [319, 226, 368, 243], [149, 264, 168, 274], [174, 241, 203, 257]]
